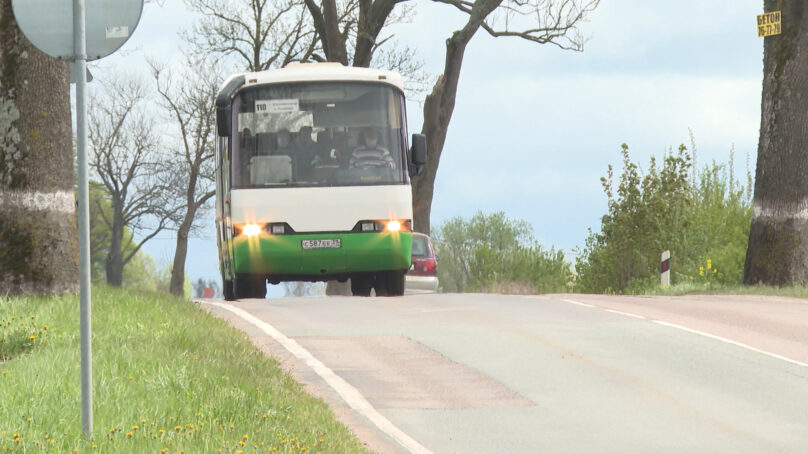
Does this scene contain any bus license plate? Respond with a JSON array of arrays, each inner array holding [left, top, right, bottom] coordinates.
[[302, 238, 341, 250]]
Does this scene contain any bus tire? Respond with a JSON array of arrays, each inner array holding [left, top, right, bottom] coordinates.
[[236, 274, 266, 299], [377, 270, 405, 297], [350, 275, 374, 297], [223, 278, 236, 301]]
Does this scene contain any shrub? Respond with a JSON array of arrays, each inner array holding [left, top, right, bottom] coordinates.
[[575, 143, 752, 293]]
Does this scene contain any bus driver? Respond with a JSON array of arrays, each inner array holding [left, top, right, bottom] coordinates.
[[350, 127, 395, 169]]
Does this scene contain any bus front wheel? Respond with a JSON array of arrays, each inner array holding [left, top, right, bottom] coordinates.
[[235, 274, 267, 299], [375, 270, 406, 297], [223, 277, 236, 301], [350, 275, 374, 297]]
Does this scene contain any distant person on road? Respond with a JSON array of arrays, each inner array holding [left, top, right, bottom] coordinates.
[[350, 127, 395, 170]]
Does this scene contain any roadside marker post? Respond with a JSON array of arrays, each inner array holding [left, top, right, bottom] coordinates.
[[661, 250, 671, 288], [11, 0, 144, 438]]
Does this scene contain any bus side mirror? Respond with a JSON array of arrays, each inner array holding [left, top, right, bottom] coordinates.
[[409, 133, 426, 177]]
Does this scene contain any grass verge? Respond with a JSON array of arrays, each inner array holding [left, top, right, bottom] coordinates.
[[640, 282, 808, 298], [0, 286, 373, 453]]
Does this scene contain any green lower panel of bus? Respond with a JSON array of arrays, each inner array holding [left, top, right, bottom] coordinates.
[[232, 232, 412, 276]]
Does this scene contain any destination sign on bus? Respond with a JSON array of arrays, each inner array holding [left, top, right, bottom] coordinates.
[[255, 99, 300, 113]]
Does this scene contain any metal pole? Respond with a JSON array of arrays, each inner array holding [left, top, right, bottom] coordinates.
[[73, 0, 93, 438]]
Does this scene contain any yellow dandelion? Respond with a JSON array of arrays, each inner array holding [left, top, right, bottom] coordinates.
[[243, 434, 249, 440], [174, 425, 182, 432], [259, 441, 265, 447], [161, 449, 168, 454], [126, 432, 133, 438], [132, 425, 139, 431], [238, 440, 246, 447], [43, 325, 48, 331], [140, 419, 147, 424], [92, 443, 98, 450], [26, 417, 32, 423], [12, 433, 19, 439], [159, 429, 166, 435], [706, 259, 712, 270], [1, 371, 7, 376], [713, 268, 718, 274], [29, 335, 36, 340], [109, 428, 117, 434]]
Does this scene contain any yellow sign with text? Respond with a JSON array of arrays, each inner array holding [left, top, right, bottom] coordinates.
[[757, 11, 782, 37]]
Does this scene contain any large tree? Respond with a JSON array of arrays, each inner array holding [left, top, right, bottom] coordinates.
[[89, 76, 178, 286], [743, 2, 808, 286], [0, 0, 78, 295], [151, 58, 221, 296]]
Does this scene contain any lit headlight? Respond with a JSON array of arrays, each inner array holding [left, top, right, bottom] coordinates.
[[241, 224, 263, 236], [386, 220, 402, 232]]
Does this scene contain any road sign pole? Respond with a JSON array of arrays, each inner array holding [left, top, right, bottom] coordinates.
[[73, 0, 93, 438]]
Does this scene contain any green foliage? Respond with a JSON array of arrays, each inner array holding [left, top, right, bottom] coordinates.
[[576, 143, 752, 293], [433, 211, 573, 294], [88, 180, 168, 290]]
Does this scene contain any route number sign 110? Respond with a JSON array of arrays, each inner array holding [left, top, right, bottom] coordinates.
[[758, 11, 782, 37]]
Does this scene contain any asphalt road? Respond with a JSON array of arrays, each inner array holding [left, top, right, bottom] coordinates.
[[200, 293, 808, 453]]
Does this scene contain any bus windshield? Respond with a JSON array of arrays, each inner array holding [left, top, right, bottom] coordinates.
[[231, 82, 408, 189]]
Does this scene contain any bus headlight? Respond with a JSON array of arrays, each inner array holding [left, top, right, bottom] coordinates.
[[234, 223, 264, 237], [353, 220, 411, 233], [241, 224, 263, 237]]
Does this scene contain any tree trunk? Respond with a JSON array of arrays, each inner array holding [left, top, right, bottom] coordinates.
[[0, 0, 78, 295], [743, 1, 808, 286], [105, 204, 124, 286], [170, 218, 193, 296], [412, 0, 502, 235], [322, 0, 348, 64]]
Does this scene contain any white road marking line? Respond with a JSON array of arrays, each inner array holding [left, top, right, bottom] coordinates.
[[651, 320, 808, 369], [201, 301, 433, 454], [603, 308, 647, 320], [562, 299, 596, 308], [561, 299, 808, 369]]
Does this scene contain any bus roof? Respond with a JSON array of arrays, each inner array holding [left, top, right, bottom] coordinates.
[[222, 63, 405, 94]]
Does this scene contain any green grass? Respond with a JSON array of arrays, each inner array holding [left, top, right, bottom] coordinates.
[[0, 286, 373, 453], [640, 281, 808, 298]]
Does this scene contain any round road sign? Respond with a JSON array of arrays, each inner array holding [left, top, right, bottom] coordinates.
[[12, 0, 144, 61]]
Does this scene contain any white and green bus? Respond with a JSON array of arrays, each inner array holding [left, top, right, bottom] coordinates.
[[215, 63, 426, 300]]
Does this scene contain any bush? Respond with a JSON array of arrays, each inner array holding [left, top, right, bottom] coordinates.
[[575, 143, 752, 293], [433, 211, 573, 294]]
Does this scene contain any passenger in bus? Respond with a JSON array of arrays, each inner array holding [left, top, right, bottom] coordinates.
[[275, 129, 295, 156], [350, 127, 395, 169], [293, 126, 317, 179]]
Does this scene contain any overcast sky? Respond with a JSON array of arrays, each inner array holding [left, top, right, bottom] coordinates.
[[96, 1, 766, 286]]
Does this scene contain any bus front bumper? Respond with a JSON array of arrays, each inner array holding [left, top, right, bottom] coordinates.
[[231, 232, 412, 279]]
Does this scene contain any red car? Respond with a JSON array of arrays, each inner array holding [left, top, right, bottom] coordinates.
[[406, 232, 439, 292]]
